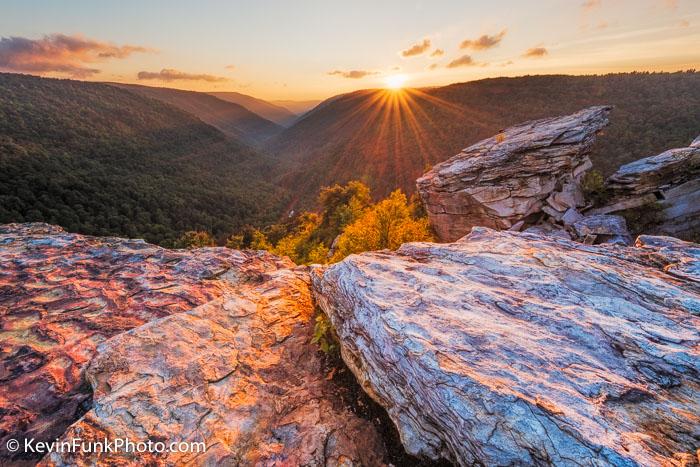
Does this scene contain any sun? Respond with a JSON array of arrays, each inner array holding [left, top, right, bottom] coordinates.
[[385, 74, 408, 90]]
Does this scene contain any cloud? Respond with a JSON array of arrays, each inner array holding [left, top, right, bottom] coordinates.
[[327, 69, 378, 79], [0, 33, 150, 78], [428, 63, 440, 70], [680, 19, 690, 27], [225, 64, 236, 70], [137, 68, 229, 82], [522, 47, 548, 58], [581, 0, 601, 11], [446, 55, 476, 68], [401, 39, 431, 57], [430, 49, 444, 57], [459, 29, 507, 50]]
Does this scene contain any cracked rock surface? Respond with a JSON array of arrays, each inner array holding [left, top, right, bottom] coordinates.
[[312, 228, 700, 466], [417, 106, 610, 241], [0, 223, 286, 461], [1, 223, 387, 466], [42, 266, 387, 466]]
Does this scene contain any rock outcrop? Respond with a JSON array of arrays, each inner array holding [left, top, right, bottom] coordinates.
[[1, 223, 388, 465], [0, 224, 260, 461], [590, 138, 700, 240], [417, 106, 610, 241], [42, 267, 386, 466], [312, 228, 700, 466], [572, 214, 632, 245]]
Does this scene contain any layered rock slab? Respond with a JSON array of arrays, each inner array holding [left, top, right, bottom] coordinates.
[[417, 106, 610, 241], [42, 266, 387, 466], [592, 139, 700, 240], [312, 228, 700, 466], [0, 224, 383, 464], [0, 223, 296, 461]]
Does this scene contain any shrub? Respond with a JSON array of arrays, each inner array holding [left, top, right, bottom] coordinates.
[[330, 190, 434, 262], [311, 311, 337, 354], [176, 230, 215, 249], [581, 170, 610, 206]]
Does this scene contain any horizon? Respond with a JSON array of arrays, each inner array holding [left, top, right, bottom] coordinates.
[[3, 69, 697, 109], [1, 0, 698, 101]]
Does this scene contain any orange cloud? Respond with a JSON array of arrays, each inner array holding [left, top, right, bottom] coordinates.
[[401, 39, 431, 57], [460, 30, 507, 51], [430, 49, 444, 57], [428, 63, 440, 70], [225, 64, 236, 70], [137, 68, 229, 82], [0, 34, 150, 78], [523, 47, 548, 58], [446, 55, 476, 68], [327, 69, 378, 79]]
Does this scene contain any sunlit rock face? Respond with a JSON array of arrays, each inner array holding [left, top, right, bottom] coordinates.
[[592, 138, 700, 240], [417, 106, 610, 241], [312, 228, 700, 466], [42, 267, 387, 466], [0, 223, 278, 461], [2, 223, 387, 465]]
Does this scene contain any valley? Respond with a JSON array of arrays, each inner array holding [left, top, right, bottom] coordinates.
[[0, 73, 287, 246], [2, 71, 699, 246]]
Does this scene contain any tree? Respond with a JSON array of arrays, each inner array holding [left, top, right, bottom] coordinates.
[[176, 230, 216, 249], [331, 190, 433, 262]]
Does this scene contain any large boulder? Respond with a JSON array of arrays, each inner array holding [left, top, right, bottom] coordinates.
[[312, 228, 700, 466], [591, 138, 700, 240], [605, 143, 700, 197], [416, 106, 610, 241], [42, 267, 387, 466]]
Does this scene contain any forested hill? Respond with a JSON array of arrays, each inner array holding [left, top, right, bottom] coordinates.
[[0, 73, 287, 245], [110, 83, 283, 147], [269, 71, 700, 208], [209, 91, 298, 127]]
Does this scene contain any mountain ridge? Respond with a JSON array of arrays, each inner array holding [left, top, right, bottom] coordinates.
[[0, 73, 286, 245], [109, 82, 283, 146], [209, 91, 298, 127], [269, 72, 700, 209]]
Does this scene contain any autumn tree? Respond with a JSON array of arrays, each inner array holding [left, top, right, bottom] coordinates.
[[177, 230, 216, 249], [330, 190, 433, 262]]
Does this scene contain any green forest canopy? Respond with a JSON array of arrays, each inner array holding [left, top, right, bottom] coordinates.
[[0, 73, 287, 246]]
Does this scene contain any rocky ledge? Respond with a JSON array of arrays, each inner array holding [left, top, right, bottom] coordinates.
[[417, 106, 610, 241], [591, 138, 700, 240], [1, 224, 388, 465], [312, 229, 700, 466], [42, 266, 386, 466]]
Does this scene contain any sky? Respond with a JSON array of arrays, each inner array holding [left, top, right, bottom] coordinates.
[[0, 0, 698, 101]]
